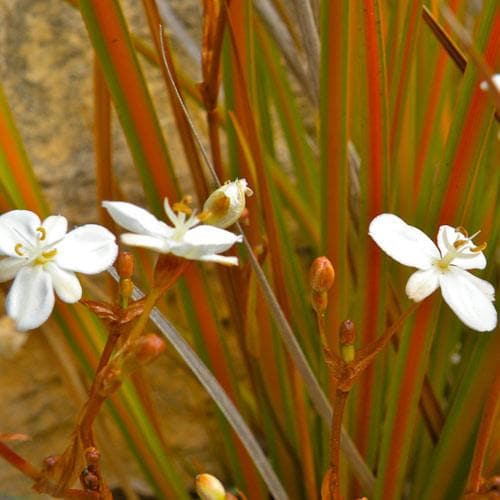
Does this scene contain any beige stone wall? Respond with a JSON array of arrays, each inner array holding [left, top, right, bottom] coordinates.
[[0, 1, 225, 497]]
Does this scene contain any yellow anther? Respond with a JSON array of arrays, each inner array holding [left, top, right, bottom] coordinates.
[[172, 200, 192, 215], [36, 226, 47, 240], [34, 248, 58, 265], [453, 239, 468, 249], [471, 242, 487, 253], [14, 244, 25, 256], [41, 248, 58, 259], [455, 226, 468, 238]]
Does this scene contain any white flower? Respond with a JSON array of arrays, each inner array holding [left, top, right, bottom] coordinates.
[[479, 73, 500, 92], [102, 198, 243, 266], [369, 214, 497, 332], [0, 210, 118, 332], [202, 178, 253, 228]]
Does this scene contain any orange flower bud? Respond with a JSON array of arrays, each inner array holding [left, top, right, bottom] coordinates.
[[85, 447, 101, 466], [117, 251, 134, 278], [132, 334, 166, 365], [309, 257, 335, 293]]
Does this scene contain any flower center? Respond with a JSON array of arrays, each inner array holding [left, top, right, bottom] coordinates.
[[436, 226, 486, 271], [13, 226, 58, 266], [164, 196, 201, 241]]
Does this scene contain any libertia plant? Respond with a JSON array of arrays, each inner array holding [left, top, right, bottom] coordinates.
[[0, 1, 498, 499]]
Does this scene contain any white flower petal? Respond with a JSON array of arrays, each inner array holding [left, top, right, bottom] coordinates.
[[439, 267, 497, 332], [0, 210, 40, 256], [0, 257, 26, 282], [55, 224, 118, 274], [45, 262, 82, 303], [171, 225, 243, 259], [121, 233, 170, 253], [41, 215, 68, 246], [436, 225, 458, 255], [369, 214, 440, 269], [405, 269, 440, 302], [5, 266, 55, 331], [103, 201, 172, 238], [198, 254, 239, 266], [436, 225, 486, 270]]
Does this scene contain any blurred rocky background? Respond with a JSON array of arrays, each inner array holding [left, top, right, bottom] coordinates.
[[0, 1, 226, 497]]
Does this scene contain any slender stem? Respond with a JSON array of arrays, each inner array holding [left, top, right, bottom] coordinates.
[[315, 310, 343, 376], [120, 287, 163, 346], [328, 390, 349, 499], [291, 368, 318, 499], [79, 288, 163, 449], [95, 327, 121, 375], [0, 441, 40, 481], [467, 373, 500, 493], [355, 301, 421, 368], [207, 107, 225, 180]]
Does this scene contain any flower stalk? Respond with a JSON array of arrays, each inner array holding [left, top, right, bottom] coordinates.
[[318, 304, 421, 499]]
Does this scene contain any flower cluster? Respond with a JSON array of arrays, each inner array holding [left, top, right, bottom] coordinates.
[[0, 180, 250, 333], [103, 179, 250, 266], [369, 214, 497, 332]]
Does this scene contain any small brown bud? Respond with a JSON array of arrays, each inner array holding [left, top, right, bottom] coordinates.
[[339, 320, 355, 345], [42, 455, 60, 471], [309, 257, 335, 293], [85, 447, 101, 466], [132, 334, 166, 365], [117, 251, 134, 278], [195, 473, 226, 500], [81, 468, 100, 491], [340, 320, 355, 363]]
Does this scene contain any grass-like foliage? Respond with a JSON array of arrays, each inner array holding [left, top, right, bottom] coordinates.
[[0, 1, 498, 499]]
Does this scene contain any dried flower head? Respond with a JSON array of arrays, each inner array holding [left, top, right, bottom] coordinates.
[[202, 179, 253, 228]]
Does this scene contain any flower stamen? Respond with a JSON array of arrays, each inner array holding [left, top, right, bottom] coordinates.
[[14, 243, 25, 256], [36, 226, 47, 241], [34, 248, 58, 265], [453, 239, 468, 249], [471, 242, 487, 253], [173, 196, 193, 215], [455, 226, 468, 237], [42, 248, 58, 259]]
